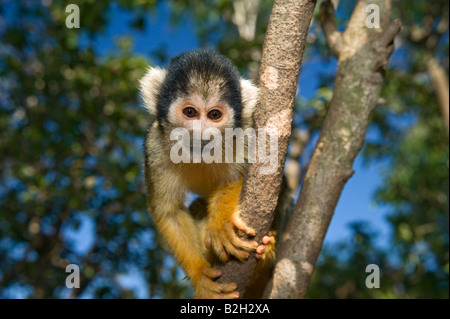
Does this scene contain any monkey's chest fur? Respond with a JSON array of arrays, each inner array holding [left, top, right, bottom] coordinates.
[[175, 161, 245, 199]]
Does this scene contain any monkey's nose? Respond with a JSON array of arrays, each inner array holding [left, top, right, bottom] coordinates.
[[189, 137, 222, 151]]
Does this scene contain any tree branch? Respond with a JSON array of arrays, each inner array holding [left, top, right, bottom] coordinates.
[[215, 0, 317, 298], [320, 0, 343, 57], [427, 56, 450, 137], [232, 0, 261, 41], [264, 0, 401, 299], [286, 129, 310, 196]]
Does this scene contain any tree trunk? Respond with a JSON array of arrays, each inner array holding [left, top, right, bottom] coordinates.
[[264, 0, 401, 299], [215, 0, 317, 298]]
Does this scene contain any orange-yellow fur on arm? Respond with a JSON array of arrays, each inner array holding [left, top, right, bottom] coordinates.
[[148, 191, 239, 299], [154, 209, 238, 299], [204, 179, 277, 299], [205, 178, 259, 262]]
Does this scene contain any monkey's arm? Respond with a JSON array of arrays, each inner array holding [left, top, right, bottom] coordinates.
[[206, 179, 277, 299], [206, 178, 260, 262], [145, 167, 238, 299]]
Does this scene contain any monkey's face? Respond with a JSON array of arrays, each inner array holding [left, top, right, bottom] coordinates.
[[168, 93, 235, 131], [164, 91, 236, 153], [139, 50, 259, 152]]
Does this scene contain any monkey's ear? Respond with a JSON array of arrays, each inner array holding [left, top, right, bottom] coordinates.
[[240, 78, 259, 121], [139, 67, 167, 116]]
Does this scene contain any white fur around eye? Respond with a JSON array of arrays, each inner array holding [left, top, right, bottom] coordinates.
[[226, 107, 236, 128], [167, 98, 183, 126], [240, 78, 259, 120], [139, 67, 167, 115]]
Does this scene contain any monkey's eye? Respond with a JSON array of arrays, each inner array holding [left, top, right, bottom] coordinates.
[[183, 107, 198, 118], [208, 109, 222, 121]]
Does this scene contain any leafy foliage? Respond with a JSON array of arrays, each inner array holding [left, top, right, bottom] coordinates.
[[0, 0, 189, 298]]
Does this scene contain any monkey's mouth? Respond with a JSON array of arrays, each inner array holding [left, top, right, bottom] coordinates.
[[172, 137, 223, 156], [188, 138, 222, 151]]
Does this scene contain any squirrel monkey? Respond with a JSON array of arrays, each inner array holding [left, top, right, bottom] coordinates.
[[140, 50, 276, 299]]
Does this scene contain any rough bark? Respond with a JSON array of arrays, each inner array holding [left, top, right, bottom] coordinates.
[[215, 0, 317, 298], [264, 0, 401, 299]]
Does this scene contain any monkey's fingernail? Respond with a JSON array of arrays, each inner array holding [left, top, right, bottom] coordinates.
[[252, 241, 258, 248], [220, 250, 230, 262], [233, 292, 240, 299]]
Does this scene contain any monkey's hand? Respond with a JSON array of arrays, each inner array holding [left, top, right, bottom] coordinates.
[[194, 267, 239, 299], [205, 179, 258, 262], [255, 231, 276, 263]]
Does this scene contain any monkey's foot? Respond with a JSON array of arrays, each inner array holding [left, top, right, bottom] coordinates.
[[255, 231, 276, 262], [194, 267, 239, 299], [205, 210, 258, 262]]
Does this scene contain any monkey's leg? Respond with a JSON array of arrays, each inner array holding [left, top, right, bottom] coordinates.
[[205, 178, 259, 262], [154, 210, 238, 299], [147, 172, 239, 300]]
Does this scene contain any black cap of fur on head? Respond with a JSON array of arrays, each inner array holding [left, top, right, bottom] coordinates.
[[157, 49, 243, 127]]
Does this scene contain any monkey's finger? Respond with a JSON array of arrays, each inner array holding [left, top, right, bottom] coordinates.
[[209, 225, 249, 261], [255, 243, 268, 259], [230, 212, 256, 236], [256, 235, 276, 261], [222, 225, 259, 261], [211, 235, 230, 262], [256, 245, 266, 255], [217, 282, 238, 294], [201, 278, 237, 294], [205, 236, 212, 249], [195, 281, 238, 299], [214, 282, 239, 298], [221, 233, 250, 261], [202, 267, 222, 279], [225, 223, 258, 252], [262, 235, 275, 245]]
